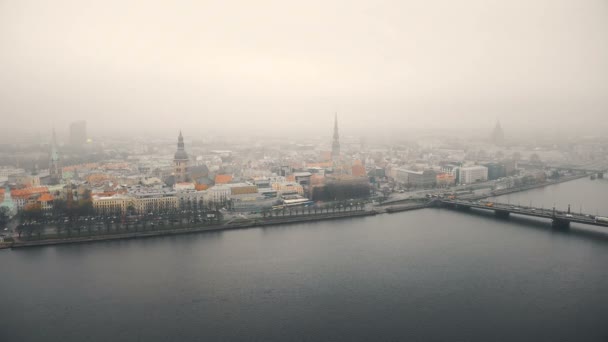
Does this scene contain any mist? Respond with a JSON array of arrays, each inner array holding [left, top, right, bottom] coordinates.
[[1, 0, 607, 141]]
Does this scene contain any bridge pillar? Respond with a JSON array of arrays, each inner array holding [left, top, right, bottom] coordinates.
[[552, 218, 570, 229], [494, 210, 510, 219]]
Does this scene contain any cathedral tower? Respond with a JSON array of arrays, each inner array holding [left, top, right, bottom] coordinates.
[[174, 131, 190, 183]]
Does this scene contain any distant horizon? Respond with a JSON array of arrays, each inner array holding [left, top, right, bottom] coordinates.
[[2, 0, 607, 142]]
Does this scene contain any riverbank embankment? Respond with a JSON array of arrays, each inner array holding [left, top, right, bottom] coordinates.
[[5, 210, 377, 249]]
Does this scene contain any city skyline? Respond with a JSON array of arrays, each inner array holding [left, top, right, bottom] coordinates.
[[2, 1, 608, 341]]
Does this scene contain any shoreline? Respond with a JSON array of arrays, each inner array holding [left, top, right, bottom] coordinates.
[[4, 210, 377, 249], [484, 173, 588, 198], [1, 174, 589, 250]]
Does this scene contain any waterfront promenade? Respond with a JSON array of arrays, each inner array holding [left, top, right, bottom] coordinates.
[[3, 210, 377, 249]]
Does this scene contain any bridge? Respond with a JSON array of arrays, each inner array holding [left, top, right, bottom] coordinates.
[[438, 199, 608, 229]]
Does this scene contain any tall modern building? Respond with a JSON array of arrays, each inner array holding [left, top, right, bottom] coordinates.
[[331, 113, 340, 161], [69, 120, 87, 147], [173, 131, 190, 183], [491, 120, 505, 146], [49, 128, 62, 184]]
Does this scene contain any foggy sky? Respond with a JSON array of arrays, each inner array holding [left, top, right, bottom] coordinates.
[[1, 0, 607, 142]]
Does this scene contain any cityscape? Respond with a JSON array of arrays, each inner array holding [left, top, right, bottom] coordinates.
[[2, 116, 606, 242], [2, 1, 608, 341]]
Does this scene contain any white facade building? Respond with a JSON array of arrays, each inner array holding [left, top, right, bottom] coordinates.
[[458, 166, 488, 184]]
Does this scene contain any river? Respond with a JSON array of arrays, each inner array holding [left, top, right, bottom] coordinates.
[[1, 178, 608, 341]]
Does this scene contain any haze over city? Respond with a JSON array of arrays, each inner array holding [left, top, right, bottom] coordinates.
[[2, 2, 608, 342], [2, 0, 608, 141]]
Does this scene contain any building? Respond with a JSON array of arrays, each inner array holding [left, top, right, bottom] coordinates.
[[38, 193, 54, 211], [9, 173, 40, 188], [49, 128, 62, 184], [351, 164, 366, 177], [483, 162, 507, 180], [174, 182, 195, 191], [92, 194, 130, 214], [459, 166, 488, 184], [69, 120, 87, 147], [311, 175, 370, 201], [204, 185, 232, 205], [175, 189, 206, 209], [272, 182, 304, 196], [394, 169, 437, 188], [214, 174, 233, 184], [491, 120, 505, 146], [10, 187, 50, 211], [131, 189, 178, 214], [0, 167, 25, 178], [0, 185, 17, 218], [229, 184, 274, 212], [331, 113, 340, 161], [293, 172, 312, 197], [436, 173, 456, 187], [173, 131, 190, 183]]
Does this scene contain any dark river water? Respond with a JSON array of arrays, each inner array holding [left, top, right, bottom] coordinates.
[[2, 178, 608, 341]]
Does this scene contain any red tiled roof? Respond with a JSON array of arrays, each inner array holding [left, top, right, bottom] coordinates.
[[38, 193, 54, 202], [11, 187, 49, 198], [214, 174, 233, 184], [195, 184, 209, 191], [352, 165, 366, 177]]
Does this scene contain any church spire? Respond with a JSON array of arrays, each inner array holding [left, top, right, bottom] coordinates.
[[49, 127, 62, 184], [331, 113, 340, 161], [177, 130, 184, 149], [491, 119, 505, 146], [173, 130, 190, 183]]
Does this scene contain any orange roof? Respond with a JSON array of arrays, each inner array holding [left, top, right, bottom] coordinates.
[[38, 193, 54, 202], [195, 184, 209, 191], [286, 175, 295, 182], [11, 187, 49, 198], [352, 165, 366, 177], [214, 174, 233, 184]]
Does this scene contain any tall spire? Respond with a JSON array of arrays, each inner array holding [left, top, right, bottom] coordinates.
[[50, 127, 59, 159], [174, 130, 190, 183], [174, 131, 188, 160], [331, 113, 341, 161], [491, 120, 505, 146], [49, 127, 62, 184], [177, 130, 184, 149]]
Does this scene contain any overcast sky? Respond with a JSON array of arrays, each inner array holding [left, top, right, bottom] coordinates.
[[1, 0, 607, 142]]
